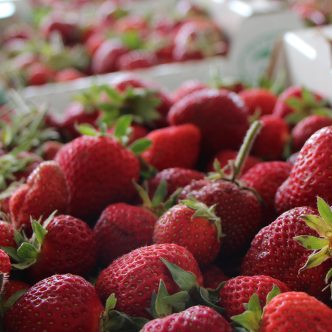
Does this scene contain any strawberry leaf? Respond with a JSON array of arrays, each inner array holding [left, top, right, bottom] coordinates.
[[325, 268, 332, 284], [129, 138, 151, 155], [151, 180, 167, 207], [300, 246, 330, 271], [266, 285, 281, 304], [294, 235, 329, 250], [114, 115, 133, 143], [76, 123, 99, 137], [317, 196, 332, 227], [105, 293, 117, 312], [3, 289, 27, 311]]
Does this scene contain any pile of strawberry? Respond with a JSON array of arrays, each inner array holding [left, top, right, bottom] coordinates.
[[1, 74, 332, 331], [0, 0, 227, 87]]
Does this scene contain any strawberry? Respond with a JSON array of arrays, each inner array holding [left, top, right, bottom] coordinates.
[[0, 220, 15, 247], [241, 161, 292, 222], [219, 275, 289, 318], [207, 149, 260, 173], [85, 32, 106, 56], [141, 305, 232, 332], [275, 126, 332, 213], [94, 203, 157, 266], [148, 167, 204, 198], [55, 68, 84, 82], [118, 50, 156, 70], [55, 133, 140, 221], [232, 291, 332, 332], [202, 265, 228, 289], [25, 63, 54, 86], [172, 80, 207, 103], [92, 40, 128, 74], [239, 88, 277, 116], [153, 199, 222, 265], [95, 243, 203, 317], [241, 206, 331, 302], [168, 89, 249, 157], [4, 274, 104, 332], [142, 124, 201, 170], [4, 213, 96, 281], [291, 114, 332, 151], [0, 249, 10, 275], [9, 161, 69, 231], [252, 115, 290, 160], [40, 141, 63, 160], [272, 86, 326, 123]]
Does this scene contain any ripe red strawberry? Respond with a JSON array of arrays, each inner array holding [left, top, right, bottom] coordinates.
[[142, 124, 201, 170], [148, 167, 204, 198], [92, 40, 128, 74], [202, 265, 228, 289], [40, 141, 63, 160], [180, 180, 262, 257], [241, 206, 331, 302], [55, 68, 84, 82], [273, 86, 324, 121], [0, 249, 10, 274], [260, 292, 332, 331], [4, 274, 104, 332], [94, 203, 157, 266], [168, 89, 249, 157], [118, 50, 156, 70], [275, 126, 332, 213], [25, 63, 54, 86], [172, 80, 207, 103], [241, 161, 292, 222], [252, 115, 290, 160], [0, 221, 15, 247], [239, 88, 277, 116], [153, 200, 222, 265], [5, 213, 96, 281], [207, 149, 260, 173], [291, 115, 332, 151], [219, 275, 289, 318], [96, 243, 203, 317], [141, 305, 232, 332], [9, 161, 69, 231], [85, 32, 106, 56], [56, 135, 140, 221]]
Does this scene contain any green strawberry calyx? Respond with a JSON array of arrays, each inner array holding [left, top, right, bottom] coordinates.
[[77, 115, 151, 156], [231, 285, 281, 332], [285, 87, 332, 125], [180, 198, 222, 240], [149, 259, 224, 319], [0, 211, 56, 270], [100, 293, 149, 332], [134, 180, 180, 217], [208, 120, 262, 182], [294, 196, 332, 296]]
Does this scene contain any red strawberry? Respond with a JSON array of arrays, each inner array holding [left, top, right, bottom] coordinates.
[[241, 161, 292, 222], [168, 89, 249, 157], [56, 135, 140, 221], [172, 80, 207, 103], [148, 167, 204, 198], [219, 275, 289, 318], [85, 32, 106, 56], [252, 115, 290, 160], [92, 40, 128, 74], [260, 292, 331, 331], [273, 86, 324, 121], [141, 305, 232, 332], [275, 126, 332, 213], [4, 274, 104, 332], [207, 149, 260, 173], [94, 203, 157, 266], [0, 249, 10, 274], [153, 200, 222, 265], [0, 220, 15, 247], [9, 161, 69, 231], [118, 50, 156, 70], [241, 206, 331, 302], [291, 115, 332, 151], [55, 68, 84, 82], [25, 63, 54, 86], [202, 265, 228, 289], [95, 243, 203, 317], [142, 124, 201, 170], [239, 88, 277, 116], [40, 141, 63, 160]]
